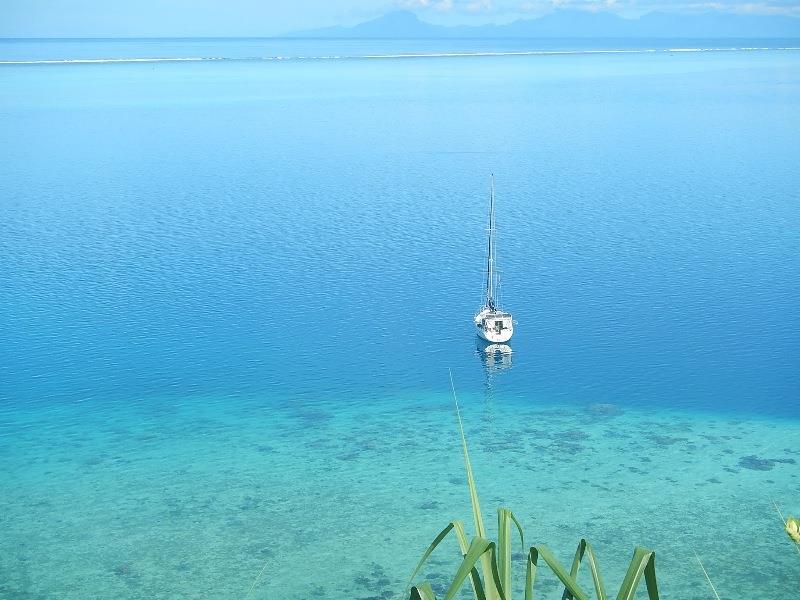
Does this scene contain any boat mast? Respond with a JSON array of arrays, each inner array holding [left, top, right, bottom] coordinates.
[[485, 174, 496, 311]]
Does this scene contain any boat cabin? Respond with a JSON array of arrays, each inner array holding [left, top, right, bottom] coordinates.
[[479, 312, 513, 333]]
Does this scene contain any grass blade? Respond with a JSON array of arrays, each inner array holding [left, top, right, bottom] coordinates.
[[407, 522, 457, 589], [563, 539, 585, 600], [614, 547, 658, 600], [411, 582, 437, 600], [407, 522, 462, 591], [408, 375, 661, 600], [773, 500, 800, 559], [455, 523, 489, 599], [693, 551, 720, 600], [444, 538, 504, 600], [497, 508, 525, 600], [582, 540, 608, 600], [450, 369, 500, 600], [530, 546, 590, 600], [642, 552, 659, 600], [450, 370, 486, 539], [406, 520, 486, 600], [243, 558, 269, 600], [525, 547, 536, 600], [561, 539, 607, 600]]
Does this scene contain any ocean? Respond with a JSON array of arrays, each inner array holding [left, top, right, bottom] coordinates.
[[1, 37, 799, 599]]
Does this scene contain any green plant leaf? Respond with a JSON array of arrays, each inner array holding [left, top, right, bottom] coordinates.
[[407, 375, 661, 600], [528, 546, 590, 600], [563, 539, 606, 600], [443, 537, 505, 600], [411, 582, 437, 600], [526, 544, 658, 600], [582, 540, 608, 600], [497, 508, 525, 600], [407, 521, 460, 592], [450, 371, 486, 539], [450, 370, 500, 600], [615, 547, 658, 600], [406, 520, 484, 600]]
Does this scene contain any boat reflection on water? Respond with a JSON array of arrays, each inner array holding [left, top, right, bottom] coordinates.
[[475, 340, 512, 435], [477, 341, 513, 372]]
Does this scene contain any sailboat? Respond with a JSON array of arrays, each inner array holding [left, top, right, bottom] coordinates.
[[474, 175, 514, 343]]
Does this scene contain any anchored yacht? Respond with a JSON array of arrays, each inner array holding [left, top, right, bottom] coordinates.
[[474, 175, 514, 343]]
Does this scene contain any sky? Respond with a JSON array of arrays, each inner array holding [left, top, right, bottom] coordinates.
[[2, 0, 799, 38]]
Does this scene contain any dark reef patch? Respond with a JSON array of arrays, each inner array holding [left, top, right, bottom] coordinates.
[[354, 563, 395, 600], [739, 455, 775, 471], [738, 455, 796, 471]]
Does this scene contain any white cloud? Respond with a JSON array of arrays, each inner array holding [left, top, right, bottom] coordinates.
[[398, 0, 456, 9], [466, 0, 494, 11], [397, 0, 495, 12], [517, 0, 800, 15], [518, 0, 630, 12], [722, 1, 800, 14], [403, 0, 800, 16]]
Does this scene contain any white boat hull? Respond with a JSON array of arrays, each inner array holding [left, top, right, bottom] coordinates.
[[477, 327, 513, 343], [475, 308, 514, 343]]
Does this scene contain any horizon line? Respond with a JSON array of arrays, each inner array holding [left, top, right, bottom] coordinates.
[[3, 33, 800, 42]]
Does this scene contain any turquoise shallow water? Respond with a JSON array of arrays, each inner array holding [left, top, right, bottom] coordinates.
[[2, 392, 799, 598], [1, 40, 799, 598]]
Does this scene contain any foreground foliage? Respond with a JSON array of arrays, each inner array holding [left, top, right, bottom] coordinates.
[[785, 516, 800, 544], [406, 377, 659, 600]]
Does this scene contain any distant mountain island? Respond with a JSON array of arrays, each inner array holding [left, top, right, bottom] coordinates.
[[288, 9, 800, 39]]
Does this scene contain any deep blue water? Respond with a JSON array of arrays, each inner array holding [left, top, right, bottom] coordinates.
[[1, 39, 799, 599], [2, 42, 798, 416]]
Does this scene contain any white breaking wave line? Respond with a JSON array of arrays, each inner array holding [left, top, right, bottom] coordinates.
[[1, 46, 798, 65]]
